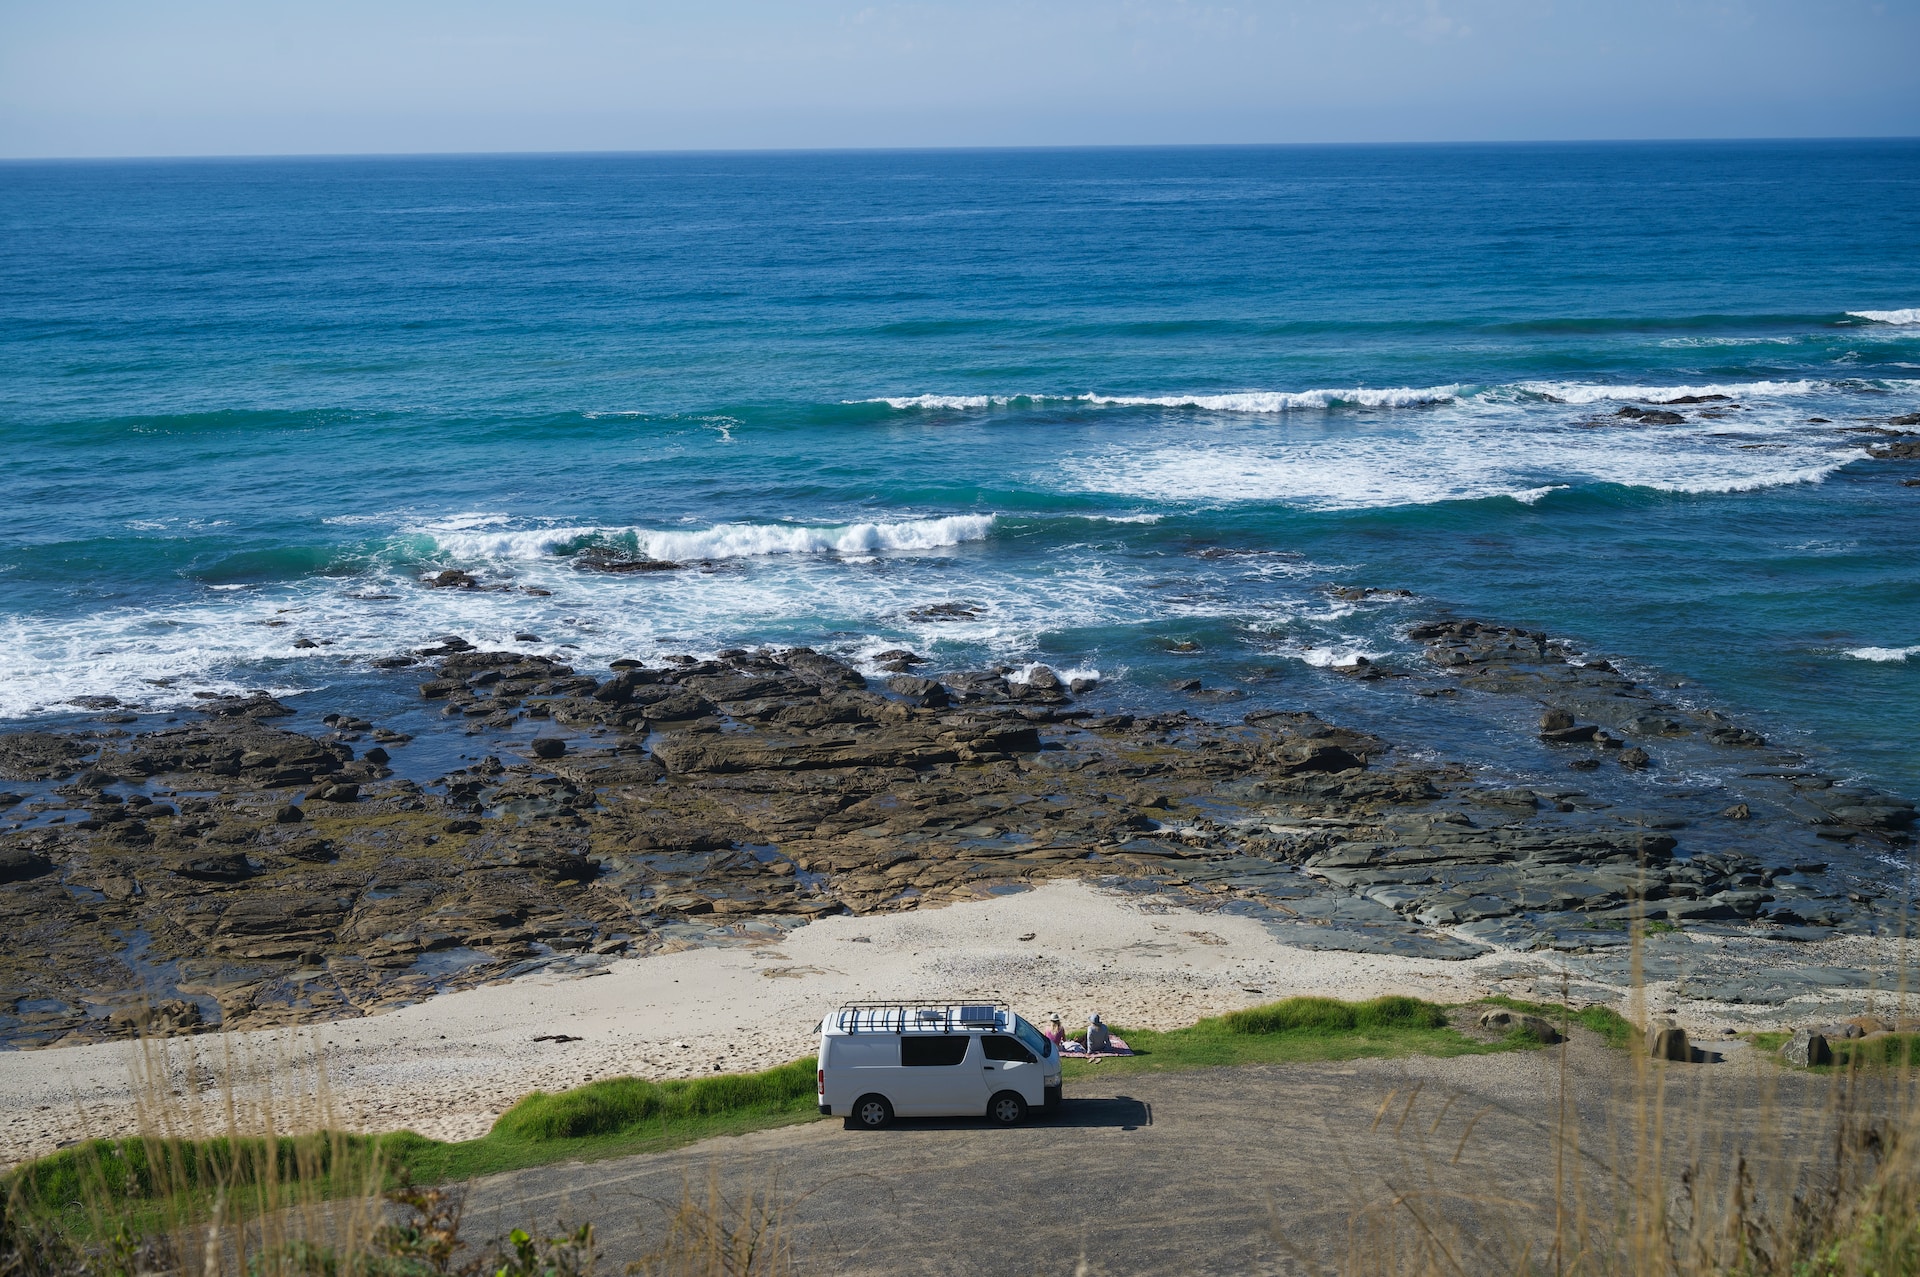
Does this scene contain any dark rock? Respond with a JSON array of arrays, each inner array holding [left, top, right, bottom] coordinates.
[[1721, 803, 1751, 820], [364, 746, 390, 765], [907, 601, 979, 622], [1069, 676, 1100, 694], [0, 848, 54, 883], [371, 655, 417, 668], [304, 781, 360, 802], [1656, 394, 1730, 405], [443, 819, 483, 835], [1649, 1025, 1690, 1062], [1616, 406, 1687, 425], [0, 732, 92, 781], [427, 569, 478, 589], [530, 738, 568, 760], [1618, 747, 1652, 770], [887, 676, 949, 708], [1271, 742, 1365, 774], [873, 649, 925, 666], [1170, 679, 1203, 692], [1540, 710, 1576, 732], [1478, 1008, 1563, 1044], [1782, 1028, 1833, 1067], [1024, 666, 1062, 692], [204, 693, 294, 719], [573, 554, 681, 573], [1869, 440, 1920, 460], [283, 838, 337, 864], [274, 804, 304, 824], [173, 853, 254, 882]]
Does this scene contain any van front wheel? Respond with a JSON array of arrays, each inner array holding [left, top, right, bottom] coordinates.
[[988, 1091, 1028, 1126], [849, 1094, 893, 1130]]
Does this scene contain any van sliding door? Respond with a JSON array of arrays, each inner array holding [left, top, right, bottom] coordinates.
[[896, 1034, 985, 1115]]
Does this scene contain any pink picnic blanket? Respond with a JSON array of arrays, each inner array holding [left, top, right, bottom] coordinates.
[[1060, 1034, 1132, 1059]]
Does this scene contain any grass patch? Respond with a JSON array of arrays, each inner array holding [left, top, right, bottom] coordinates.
[[1832, 1033, 1920, 1070], [7, 1060, 821, 1240], [1476, 994, 1637, 1049], [1063, 995, 1530, 1078]]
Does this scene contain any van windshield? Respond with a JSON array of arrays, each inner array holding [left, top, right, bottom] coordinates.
[[1012, 1015, 1051, 1058]]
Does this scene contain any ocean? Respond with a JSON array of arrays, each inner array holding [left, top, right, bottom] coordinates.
[[2, 140, 1917, 802]]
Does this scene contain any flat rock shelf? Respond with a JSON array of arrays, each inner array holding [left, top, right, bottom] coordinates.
[[0, 612, 1913, 1051]]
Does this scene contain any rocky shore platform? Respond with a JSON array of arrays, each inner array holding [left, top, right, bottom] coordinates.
[[1, 612, 1915, 1052]]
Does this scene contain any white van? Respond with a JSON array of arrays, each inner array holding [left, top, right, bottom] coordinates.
[[816, 1001, 1063, 1128]]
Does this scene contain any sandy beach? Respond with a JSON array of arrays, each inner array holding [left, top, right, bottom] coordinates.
[[0, 880, 1526, 1163]]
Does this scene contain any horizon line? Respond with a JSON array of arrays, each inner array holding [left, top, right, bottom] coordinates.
[[4, 134, 1919, 165]]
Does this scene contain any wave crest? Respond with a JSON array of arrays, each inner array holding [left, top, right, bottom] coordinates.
[[1845, 645, 1920, 662], [422, 515, 997, 563], [865, 386, 1459, 413], [1850, 309, 1920, 326]]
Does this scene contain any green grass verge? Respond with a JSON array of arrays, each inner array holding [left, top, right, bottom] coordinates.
[[7, 1060, 822, 1239], [1831, 1033, 1920, 1070], [1061, 995, 1555, 1078]]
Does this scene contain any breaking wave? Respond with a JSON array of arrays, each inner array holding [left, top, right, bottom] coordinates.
[[864, 386, 1459, 413], [420, 515, 997, 563], [1850, 309, 1920, 326], [1845, 645, 1920, 662]]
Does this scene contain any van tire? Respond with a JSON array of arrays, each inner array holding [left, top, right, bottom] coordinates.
[[849, 1094, 893, 1130], [988, 1091, 1027, 1126]]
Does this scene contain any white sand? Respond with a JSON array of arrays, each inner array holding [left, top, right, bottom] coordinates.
[[2, 878, 1892, 1166], [0, 880, 1543, 1164]]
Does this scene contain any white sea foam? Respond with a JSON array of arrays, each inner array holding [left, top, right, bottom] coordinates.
[[868, 394, 1035, 410], [866, 386, 1459, 413], [1006, 662, 1101, 686], [1844, 645, 1920, 662], [636, 516, 996, 561], [1515, 379, 1821, 404], [1079, 386, 1460, 412], [1297, 646, 1385, 669], [420, 515, 997, 563], [1850, 309, 1920, 326], [420, 525, 605, 560]]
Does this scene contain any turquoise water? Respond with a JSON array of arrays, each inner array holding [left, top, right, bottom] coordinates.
[[2, 142, 1917, 792]]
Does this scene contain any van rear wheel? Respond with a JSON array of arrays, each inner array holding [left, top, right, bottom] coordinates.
[[849, 1094, 893, 1130], [988, 1091, 1027, 1126]]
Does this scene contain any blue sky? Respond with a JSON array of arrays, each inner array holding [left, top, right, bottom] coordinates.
[[2, 1, 1916, 157]]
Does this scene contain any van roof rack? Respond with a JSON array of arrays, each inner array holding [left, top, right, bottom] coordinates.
[[831, 1000, 1010, 1034]]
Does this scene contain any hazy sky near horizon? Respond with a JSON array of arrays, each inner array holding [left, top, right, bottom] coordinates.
[[2, 1, 1917, 158]]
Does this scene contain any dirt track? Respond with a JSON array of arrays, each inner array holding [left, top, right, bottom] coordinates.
[[458, 1031, 1872, 1276]]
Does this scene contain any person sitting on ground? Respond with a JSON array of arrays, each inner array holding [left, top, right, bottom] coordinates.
[[1086, 1012, 1112, 1055], [1045, 1017, 1066, 1047]]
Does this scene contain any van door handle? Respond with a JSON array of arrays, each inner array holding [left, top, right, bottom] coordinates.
[[982, 1065, 995, 1070]]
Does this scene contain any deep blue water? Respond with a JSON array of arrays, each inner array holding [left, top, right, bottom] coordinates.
[[2, 142, 1917, 793]]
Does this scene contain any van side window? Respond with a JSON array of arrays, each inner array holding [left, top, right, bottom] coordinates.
[[982, 1035, 1036, 1064], [901, 1036, 969, 1067]]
